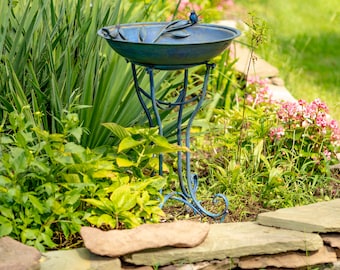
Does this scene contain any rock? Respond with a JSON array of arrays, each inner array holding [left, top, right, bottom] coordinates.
[[257, 199, 340, 233], [322, 233, 340, 248], [267, 84, 296, 102], [81, 221, 210, 257], [238, 246, 337, 269], [123, 222, 323, 266], [122, 266, 153, 270], [334, 260, 340, 270], [193, 258, 239, 270], [159, 259, 238, 270], [0, 236, 41, 270], [336, 249, 340, 258], [40, 248, 121, 270], [270, 77, 285, 86], [231, 43, 279, 78]]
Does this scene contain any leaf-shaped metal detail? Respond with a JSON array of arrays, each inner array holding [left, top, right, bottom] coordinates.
[[167, 20, 190, 31], [138, 26, 147, 42], [152, 20, 192, 43], [102, 26, 119, 39], [171, 30, 190, 38], [118, 28, 127, 40]]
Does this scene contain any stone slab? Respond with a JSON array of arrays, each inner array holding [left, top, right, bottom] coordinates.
[[267, 84, 296, 102], [238, 246, 337, 269], [322, 233, 340, 248], [40, 248, 121, 270], [123, 222, 323, 266], [231, 43, 279, 78], [257, 199, 340, 233], [0, 236, 41, 270], [81, 221, 209, 257]]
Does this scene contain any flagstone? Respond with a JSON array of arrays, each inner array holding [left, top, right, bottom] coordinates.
[[123, 222, 323, 266], [257, 199, 340, 233], [40, 248, 121, 270], [238, 246, 337, 269], [231, 43, 279, 78]]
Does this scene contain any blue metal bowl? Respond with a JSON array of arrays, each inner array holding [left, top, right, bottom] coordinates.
[[98, 22, 241, 70]]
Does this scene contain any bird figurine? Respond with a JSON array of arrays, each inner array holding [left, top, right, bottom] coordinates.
[[189, 10, 199, 24]]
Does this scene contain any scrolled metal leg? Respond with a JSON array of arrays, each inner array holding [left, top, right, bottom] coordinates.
[[162, 63, 229, 221], [130, 62, 229, 221]]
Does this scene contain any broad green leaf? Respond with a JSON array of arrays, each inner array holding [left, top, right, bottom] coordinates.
[[61, 222, 70, 238], [110, 185, 137, 212], [41, 233, 57, 248], [0, 136, 13, 144], [0, 205, 14, 220], [31, 160, 50, 174], [64, 189, 81, 205], [69, 127, 83, 143], [28, 194, 45, 214], [22, 229, 38, 240], [86, 216, 99, 226], [116, 157, 135, 167], [64, 142, 85, 154], [63, 173, 81, 183], [51, 200, 66, 215], [97, 214, 116, 228], [102, 122, 130, 140], [0, 176, 11, 186], [92, 170, 118, 179], [82, 198, 106, 211], [118, 137, 145, 153], [119, 211, 141, 228], [0, 220, 12, 237]]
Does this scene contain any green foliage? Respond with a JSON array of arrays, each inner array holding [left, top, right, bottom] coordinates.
[[193, 79, 339, 215], [0, 110, 182, 251], [0, 0, 173, 148]]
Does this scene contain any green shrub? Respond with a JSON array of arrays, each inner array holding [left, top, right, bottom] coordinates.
[[0, 110, 183, 251], [0, 0, 173, 148], [193, 77, 340, 216]]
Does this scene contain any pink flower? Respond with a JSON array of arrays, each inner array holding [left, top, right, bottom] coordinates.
[[269, 126, 285, 141], [323, 149, 332, 161]]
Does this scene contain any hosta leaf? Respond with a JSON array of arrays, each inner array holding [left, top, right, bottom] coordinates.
[[92, 170, 118, 179], [63, 173, 81, 183], [82, 198, 106, 210], [110, 185, 137, 212], [102, 123, 130, 140], [116, 157, 135, 167], [118, 137, 145, 153], [97, 214, 116, 228], [120, 211, 141, 228], [51, 200, 66, 215]]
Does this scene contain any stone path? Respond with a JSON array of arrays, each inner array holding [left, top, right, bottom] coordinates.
[[34, 199, 340, 269]]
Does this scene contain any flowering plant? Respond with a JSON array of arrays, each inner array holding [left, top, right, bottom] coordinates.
[[205, 77, 340, 209], [245, 77, 340, 170]]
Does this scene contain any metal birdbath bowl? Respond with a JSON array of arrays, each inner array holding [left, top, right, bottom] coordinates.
[[98, 15, 240, 220]]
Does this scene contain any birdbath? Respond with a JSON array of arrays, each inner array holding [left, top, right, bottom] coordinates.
[[98, 13, 241, 221]]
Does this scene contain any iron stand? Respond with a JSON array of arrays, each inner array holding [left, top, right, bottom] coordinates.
[[130, 62, 229, 221]]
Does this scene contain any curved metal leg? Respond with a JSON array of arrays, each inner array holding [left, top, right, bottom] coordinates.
[[131, 63, 229, 221]]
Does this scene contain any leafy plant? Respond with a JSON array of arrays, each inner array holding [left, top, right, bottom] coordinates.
[[0, 0, 174, 148], [192, 77, 340, 215], [0, 110, 182, 251]]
